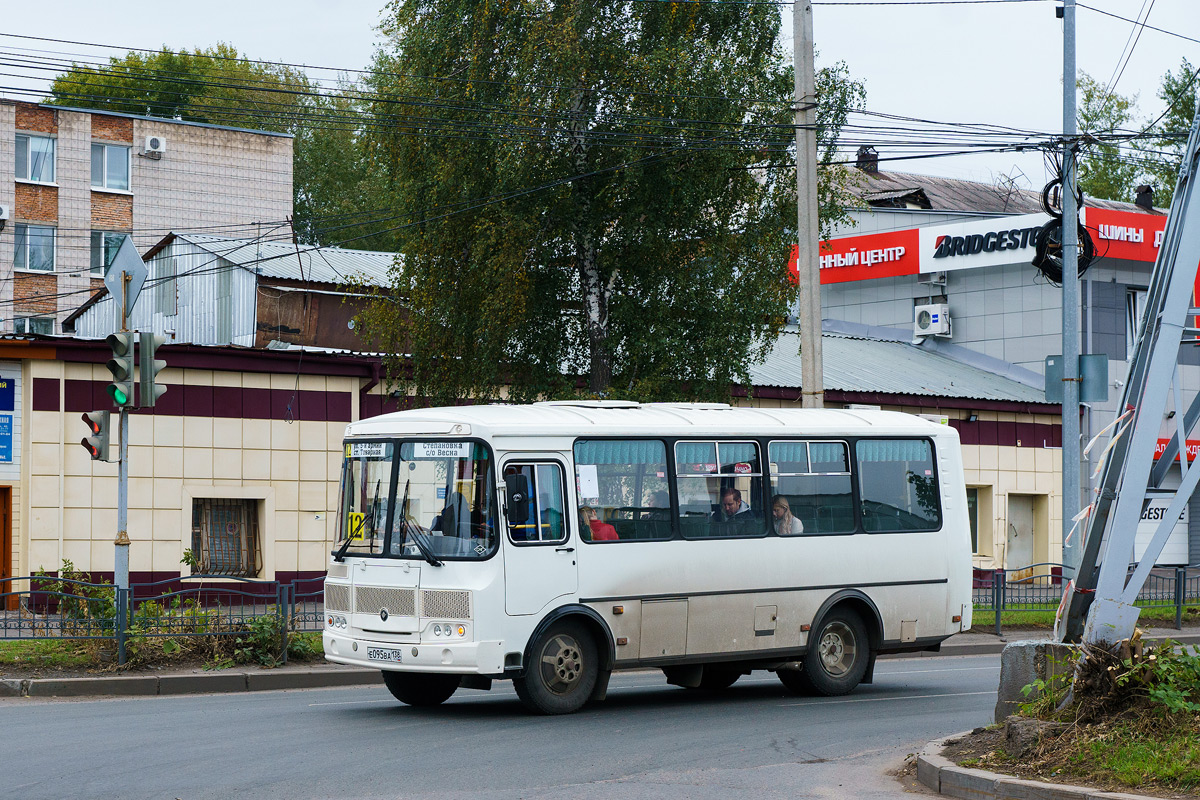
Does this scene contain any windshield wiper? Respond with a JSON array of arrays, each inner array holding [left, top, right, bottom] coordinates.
[[393, 478, 443, 567], [334, 479, 380, 562]]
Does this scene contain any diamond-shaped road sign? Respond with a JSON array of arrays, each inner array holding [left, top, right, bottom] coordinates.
[[102, 235, 148, 316]]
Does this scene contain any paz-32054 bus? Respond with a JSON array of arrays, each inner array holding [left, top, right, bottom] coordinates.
[[322, 401, 972, 714]]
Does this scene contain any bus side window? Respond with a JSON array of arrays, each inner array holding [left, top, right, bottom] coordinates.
[[769, 441, 855, 535], [855, 439, 941, 533], [574, 439, 671, 542], [505, 463, 568, 544]]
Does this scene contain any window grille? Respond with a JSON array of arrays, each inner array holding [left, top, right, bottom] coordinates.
[[191, 499, 262, 577]]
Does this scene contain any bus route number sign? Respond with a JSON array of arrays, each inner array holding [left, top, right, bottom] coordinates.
[[348, 512, 366, 541]]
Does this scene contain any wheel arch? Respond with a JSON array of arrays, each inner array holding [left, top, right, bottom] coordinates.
[[521, 604, 616, 675], [811, 589, 884, 651]]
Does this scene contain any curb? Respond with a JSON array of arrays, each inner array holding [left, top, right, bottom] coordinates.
[[0, 667, 380, 699], [883, 631, 1200, 660], [916, 731, 1160, 800]]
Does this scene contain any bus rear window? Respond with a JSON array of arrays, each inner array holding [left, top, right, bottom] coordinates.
[[856, 439, 941, 533]]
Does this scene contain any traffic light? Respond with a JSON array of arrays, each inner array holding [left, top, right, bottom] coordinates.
[[104, 331, 135, 407], [138, 332, 168, 407], [81, 411, 110, 461]]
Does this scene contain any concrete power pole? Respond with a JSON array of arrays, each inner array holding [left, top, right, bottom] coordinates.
[[794, 1, 824, 408], [1061, 0, 1082, 577]]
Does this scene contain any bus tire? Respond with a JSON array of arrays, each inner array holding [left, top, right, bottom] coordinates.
[[800, 609, 870, 696], [514, 621, 598, 715], [381, 671, 460, 707]]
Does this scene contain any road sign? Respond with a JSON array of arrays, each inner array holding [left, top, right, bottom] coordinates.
[[102, 235, 148, 315]]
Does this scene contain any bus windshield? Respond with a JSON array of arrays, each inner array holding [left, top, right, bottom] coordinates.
[[335, 439, 498, 560]]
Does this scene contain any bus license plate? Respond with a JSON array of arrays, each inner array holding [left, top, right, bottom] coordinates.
[[367, 648, 404, 663]]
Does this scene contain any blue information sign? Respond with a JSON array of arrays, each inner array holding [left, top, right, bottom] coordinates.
[[0, 378, 13, 411], [0, 414, 12, 463]]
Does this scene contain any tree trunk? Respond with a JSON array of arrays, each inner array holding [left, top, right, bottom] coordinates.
[[568, 89, 610, 395]]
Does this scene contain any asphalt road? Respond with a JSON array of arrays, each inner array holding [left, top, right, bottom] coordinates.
[[1, 654, 1001, 800]]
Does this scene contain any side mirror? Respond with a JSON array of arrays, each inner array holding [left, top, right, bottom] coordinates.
[[504, 472, 530, 526]]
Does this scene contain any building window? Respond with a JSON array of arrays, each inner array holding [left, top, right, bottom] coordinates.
[[14, 317, 53, 335], [90, 231, 125, 275], [967, 487, 979, 553], [13, 224, 55, 272], [1126, 288, 1147, 360], [91, 143, 131, 191], [191, 498, 262, 577], [15, 133, 55, 183]]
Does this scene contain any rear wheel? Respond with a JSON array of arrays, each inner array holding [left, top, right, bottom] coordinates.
[[381, 671, 460, 707], [514, 621, 598, 715], [798, 609, 870, 696]]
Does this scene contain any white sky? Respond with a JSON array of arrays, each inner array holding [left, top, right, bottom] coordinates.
[[2, 0, 1198, 191]]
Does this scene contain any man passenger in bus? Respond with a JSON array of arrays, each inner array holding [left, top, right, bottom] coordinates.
[[771, 494, 804, 535], [579, 506, 618, 541], [714, 487, 752, 522]]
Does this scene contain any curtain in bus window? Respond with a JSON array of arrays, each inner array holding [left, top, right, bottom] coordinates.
[[769, 441, 854, 535], [574, 439, 670, 541], [856, 439, 941, 533]]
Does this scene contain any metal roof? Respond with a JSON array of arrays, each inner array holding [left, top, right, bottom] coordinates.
[[172, 233, 399, 286], [851, 168, 1166, 216], [750, 330, 1046, 403]]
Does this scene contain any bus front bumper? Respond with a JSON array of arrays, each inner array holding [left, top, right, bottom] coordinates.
[[323, 631, 506, 674]]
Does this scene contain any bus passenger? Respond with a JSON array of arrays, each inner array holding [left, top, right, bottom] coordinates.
[[771, 495, 804, 536], [580, 506, 618, 541], [714, 487, 752, 522]]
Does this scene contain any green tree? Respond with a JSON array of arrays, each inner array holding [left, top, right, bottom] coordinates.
[[1143, 58, 1198, 206], [48, 44, 367, 244], [356, 0, 864, 405], [1076, 71, 1142, 203]]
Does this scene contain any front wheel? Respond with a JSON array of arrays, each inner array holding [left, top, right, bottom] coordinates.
[[799, 610, 870, 696], [381, 671, 460, 707], [514, 621, 598, 715]]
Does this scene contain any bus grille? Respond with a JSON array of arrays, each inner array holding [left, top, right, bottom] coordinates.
[[355, 586, 417, 617], [422, 590, 471, 620], [324, 583, 351, 612]]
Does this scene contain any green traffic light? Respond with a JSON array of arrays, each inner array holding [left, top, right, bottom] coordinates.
[[108, 385, 129, 405]]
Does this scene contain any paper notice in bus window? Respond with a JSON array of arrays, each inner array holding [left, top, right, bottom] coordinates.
[[350, 442, 388, 459], [734, 462, 751, 474], [414, 442, 472, 459], [577, 464, 600, 499]]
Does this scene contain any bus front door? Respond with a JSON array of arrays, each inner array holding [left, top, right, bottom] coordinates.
[[502, 459, 578, 615]]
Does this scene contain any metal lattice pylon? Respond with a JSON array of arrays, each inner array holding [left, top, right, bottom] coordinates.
[[1061, 106, 1200, 644]]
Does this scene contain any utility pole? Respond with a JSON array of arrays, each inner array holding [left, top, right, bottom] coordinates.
[[794, 1, 824, 408], [1061, 0, 1082, 578]]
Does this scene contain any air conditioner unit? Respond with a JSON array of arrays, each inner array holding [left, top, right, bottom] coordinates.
[[914, 303, 951, 337], [917, 270, 947, 286], [144, 135, 166, 155], [0, 204, 10, 220]]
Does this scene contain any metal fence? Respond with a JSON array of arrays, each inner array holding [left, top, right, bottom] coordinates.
[[972, 563, 1200, 635], [0, 574, 327, 665]]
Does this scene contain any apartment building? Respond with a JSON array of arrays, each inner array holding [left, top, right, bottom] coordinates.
[[1, 101, 292, 335]]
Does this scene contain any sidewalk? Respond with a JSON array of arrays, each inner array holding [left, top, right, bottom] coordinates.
[[4, 625, 1199, 699]]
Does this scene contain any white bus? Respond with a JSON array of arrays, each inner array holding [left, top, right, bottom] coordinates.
[[323, 401, 973, 714]]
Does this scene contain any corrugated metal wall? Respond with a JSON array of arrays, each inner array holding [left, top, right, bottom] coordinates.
[[71, 240, 258, 345]]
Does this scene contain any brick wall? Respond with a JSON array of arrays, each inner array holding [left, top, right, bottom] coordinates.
[[14, 274, 59, 315], [14, 183, 57, 223], [91, 192, 132, 228], [14, 103, 54, 134], [91, 114, 133, 143]]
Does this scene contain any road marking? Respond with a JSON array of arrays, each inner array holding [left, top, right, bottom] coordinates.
[[876, 666, 997, 675], [782, 690, 996, 707]]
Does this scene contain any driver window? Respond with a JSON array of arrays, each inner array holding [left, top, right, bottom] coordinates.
[[505, 463, 568, 544]]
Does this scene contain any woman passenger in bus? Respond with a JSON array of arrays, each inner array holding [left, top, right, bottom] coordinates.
[[771, 495, 804, 536], [579, 506, 618, 541]]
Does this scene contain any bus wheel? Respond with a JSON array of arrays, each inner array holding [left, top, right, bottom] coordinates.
[[695, 667, 741, 691], [801, 610, 870, 696], [515, 621, 598, 715], [381, 671, 460, 707]]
